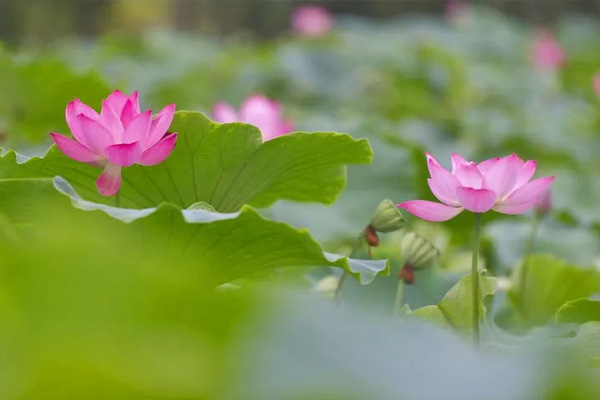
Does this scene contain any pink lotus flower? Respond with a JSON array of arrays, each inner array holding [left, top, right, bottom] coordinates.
[[212, 95, 294, 141], [593, 72, 600, 98], [531, 29, 565, 70], [50, 90, 177, 196], [444, 1, 470, 25], [398, 153, 555, 222], [291, 5, 334, 38]]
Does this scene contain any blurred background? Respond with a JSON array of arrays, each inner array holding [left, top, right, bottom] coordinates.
[[1, 0, 599, 44]]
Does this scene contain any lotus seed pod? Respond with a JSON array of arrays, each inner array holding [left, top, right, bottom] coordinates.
[[401, 231, 440, 270], [370, 199, 406, 233]]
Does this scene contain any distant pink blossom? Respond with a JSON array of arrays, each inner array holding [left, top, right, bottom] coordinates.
[[291, 5, 334, 37], [531, 29, 565, 70], [593, 72, 600, 98], [534, 188, 552, 216], [398, 153, 555, 222], [213, 95, 294, 141], [50, 90, 177, 196], [444, 1, 470, 24]]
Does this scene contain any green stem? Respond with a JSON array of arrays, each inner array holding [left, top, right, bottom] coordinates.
[[471, 213, 482, 347], [115, 190, 121, 208], [334, 234, 364, 300], [524, 215, 540, 257], [520, 215, 540, 318], [393, 280, 405, 317], [334, 271, 349, 299]]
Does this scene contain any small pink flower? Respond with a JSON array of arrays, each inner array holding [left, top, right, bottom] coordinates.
[[531, 29, 565, 70], [50, 90, 177, 196], [291, 5, 334, 38], [444, 1, 470, 24], [593, 72, 600, 98], [212, 95, 294, 141], [397, 153, 555, 222]]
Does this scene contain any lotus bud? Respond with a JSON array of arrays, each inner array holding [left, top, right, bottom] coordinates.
[[399, 232, 440, 284], [369, 199, 406, 233], [363, 200, 406, 257]]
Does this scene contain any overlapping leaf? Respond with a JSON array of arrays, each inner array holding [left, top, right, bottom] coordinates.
[[0, 177, 389, 284]]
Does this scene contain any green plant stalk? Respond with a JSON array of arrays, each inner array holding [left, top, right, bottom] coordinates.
[[115, 190, 121, 208], [334, 234, 364, 299], [520, 215, 540, 318], [393, 280, 405, 317], [471, 213, 482, 347]]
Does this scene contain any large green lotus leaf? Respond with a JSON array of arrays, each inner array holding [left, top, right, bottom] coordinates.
[[556, 299, 600, 324], [0, 111, 372, 211], [509, 254, 600, 327], [0, 177, 388, 285], [412, 273, 498, 335]]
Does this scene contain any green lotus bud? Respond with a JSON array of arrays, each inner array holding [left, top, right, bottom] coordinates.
[[401, 232, 440, 271], [369, 199, 406, 233]]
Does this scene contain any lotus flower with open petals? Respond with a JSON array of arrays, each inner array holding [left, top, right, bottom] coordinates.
[[531, 29, 565, 70], [291, 5, 334, 37], [213, 94, 293, 141], [398, 153, 555, 222], [50, 90, 177, 196]]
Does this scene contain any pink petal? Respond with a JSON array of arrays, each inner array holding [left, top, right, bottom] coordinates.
[[456, 187, 497, 213], [454, 161, 484, 189], [65, 98, 100, 147], [499, 176, 555, 208], [128, 91, 141, 114], [397, 200, 464, 222], [425, 152, 444, 174], [450, 153, 468, 174], [146, 104, 175, 148], [481, 154, 523, 199], [139, 133, 178, 166], [213, 102, 239, 123], [262, 121, 294, 141], [77, 114, 114, 156], [477, 157, 500, 175], [123, 110, 152, 144], [292, 5, 334, 37], [241, 95, 281, 122], [493, 200, 537, 215], [96, 164, 122, 197], [105, 142, 142, 167], [428, 179, 460, 207], [513, 160, 537, 190], [99, 100, 124, 142], [50, 132, 104, 165], [120, 99, 138, 128], [105, 90, 130, 116], [425, 155, 460, 206], [275, 120, 294, 136]]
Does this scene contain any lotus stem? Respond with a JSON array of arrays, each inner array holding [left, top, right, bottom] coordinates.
[[471, 213, 482, 347]]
